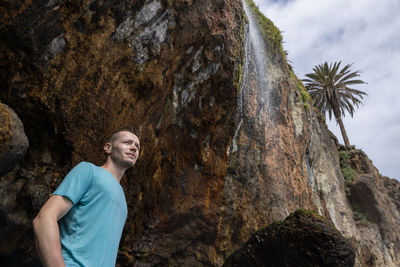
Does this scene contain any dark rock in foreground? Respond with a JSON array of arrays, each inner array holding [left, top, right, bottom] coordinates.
[[223, 209, 355, 267]]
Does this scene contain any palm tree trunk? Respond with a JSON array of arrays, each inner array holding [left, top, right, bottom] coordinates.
[[336, 116, 350, 147], [331, 94, 351, 147]]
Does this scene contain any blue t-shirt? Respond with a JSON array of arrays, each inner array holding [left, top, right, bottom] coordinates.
[[54, 162, 127, 267]]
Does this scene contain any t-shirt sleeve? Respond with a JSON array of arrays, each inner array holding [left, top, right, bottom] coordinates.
[[53, 162, 93, 205]]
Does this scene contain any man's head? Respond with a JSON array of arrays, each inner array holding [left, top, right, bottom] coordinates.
[[104, 127, 140, 169]]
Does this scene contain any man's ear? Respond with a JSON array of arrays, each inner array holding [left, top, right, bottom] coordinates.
[[104, 142, 112, 154]]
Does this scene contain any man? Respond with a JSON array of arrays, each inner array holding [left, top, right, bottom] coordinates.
[[33, 127, 140, 267]]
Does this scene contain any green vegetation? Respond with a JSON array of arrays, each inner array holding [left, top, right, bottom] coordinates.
[[289, 70, 312, 109], [246, 0, 286, 60], [294, 208, 326, 221], [300, 86, 311, 106], [339, 149, 357, 199], [339, 150, 357, 185], [338, 149, 369, 225], [235, 18, 247, 93], [303, 61, 367, 147], [237, 63, 243, 93]]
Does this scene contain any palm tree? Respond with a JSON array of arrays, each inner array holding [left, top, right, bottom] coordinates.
[[302, 61, 367, 147]]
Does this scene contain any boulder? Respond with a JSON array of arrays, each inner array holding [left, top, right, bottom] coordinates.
[[0, 103, 29, 177], [223, 209, 355, 267]]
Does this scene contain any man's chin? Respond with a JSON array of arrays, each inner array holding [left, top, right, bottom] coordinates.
[[124, 160, 136, 168]]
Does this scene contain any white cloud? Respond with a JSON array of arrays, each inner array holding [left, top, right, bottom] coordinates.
[[254, 0, 400, 179]]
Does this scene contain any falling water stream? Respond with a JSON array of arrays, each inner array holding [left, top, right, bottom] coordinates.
[[241, 0, 270, 96], [225, 0, 336, 237], [236, 0, 280, 132], [226, 0, 291, 227], [232, 0, 278, 153]]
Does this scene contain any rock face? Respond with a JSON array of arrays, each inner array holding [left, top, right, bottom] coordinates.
[[0, 103, 29, 176], [223, 209, 355, 267], [0, 0, 399, 266], [339, 147, 400, 266]]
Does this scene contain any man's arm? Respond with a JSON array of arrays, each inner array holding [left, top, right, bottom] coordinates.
[[33, 195, 73, 267]]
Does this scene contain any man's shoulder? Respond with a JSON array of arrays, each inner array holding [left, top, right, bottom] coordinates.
[[75, 161, 95, 168], [71, 161, 97, 174]]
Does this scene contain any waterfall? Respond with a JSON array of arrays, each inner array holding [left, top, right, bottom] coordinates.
[[241, 0, 270, 96], [231, 0, 280, 154], [226, 0, 290, 226], [232, 0, 269, 153]]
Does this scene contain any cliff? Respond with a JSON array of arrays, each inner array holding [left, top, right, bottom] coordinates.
[[0, 0, 399, 266]]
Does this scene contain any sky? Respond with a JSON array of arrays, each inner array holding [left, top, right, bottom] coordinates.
[[253, 0, 400, 180]]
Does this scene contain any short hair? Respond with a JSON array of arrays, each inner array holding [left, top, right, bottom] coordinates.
[[106, 127, 139, 144]]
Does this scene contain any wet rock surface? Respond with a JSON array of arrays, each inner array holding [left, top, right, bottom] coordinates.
[[223, 209, 355, 267], [1, 0, 399, 266]]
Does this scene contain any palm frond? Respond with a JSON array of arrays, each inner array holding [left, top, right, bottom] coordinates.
[[302, 61, 367, 120]]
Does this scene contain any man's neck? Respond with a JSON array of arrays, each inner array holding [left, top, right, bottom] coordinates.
[[101, 160, 126, 183]]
